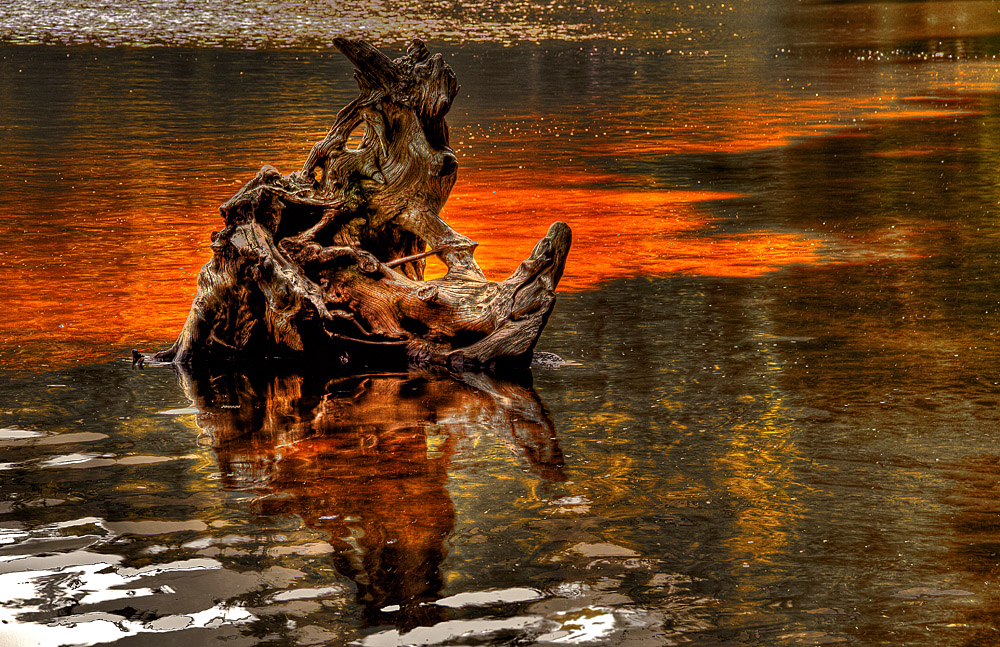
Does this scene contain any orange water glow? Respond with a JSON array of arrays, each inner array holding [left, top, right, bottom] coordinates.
[[15, 86, 964, 368], [0, 171, 827, 369], [0, 207, 217, 367], [443, 173, 826, 291], [462, 88, 980, 169]]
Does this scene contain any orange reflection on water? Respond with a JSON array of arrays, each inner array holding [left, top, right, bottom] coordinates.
[[459, 92, 978, 163], [444, 173, 826, 291], [0, 169, 827, 368], [183, 368, 562, 627], [0, 205, 217, 368]]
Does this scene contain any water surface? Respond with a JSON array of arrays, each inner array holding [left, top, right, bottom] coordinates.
[[2, 2, 1000, 646]]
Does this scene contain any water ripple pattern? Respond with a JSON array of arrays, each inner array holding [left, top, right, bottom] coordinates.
[[0, 0, 632, 47]]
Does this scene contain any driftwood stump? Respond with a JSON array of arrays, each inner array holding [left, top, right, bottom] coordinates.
[[156, 38, 571, 373]]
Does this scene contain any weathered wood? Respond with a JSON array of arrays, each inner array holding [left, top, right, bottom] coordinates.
[[155, 37, 571, 373]]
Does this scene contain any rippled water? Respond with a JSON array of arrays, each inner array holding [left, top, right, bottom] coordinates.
[[3, 1, 1000, 646]]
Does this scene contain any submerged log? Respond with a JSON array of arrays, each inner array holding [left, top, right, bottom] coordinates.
[[155, 38, 571, 373]]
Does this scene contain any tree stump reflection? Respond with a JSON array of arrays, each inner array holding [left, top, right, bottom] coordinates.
[[179, 367, 563, 628]]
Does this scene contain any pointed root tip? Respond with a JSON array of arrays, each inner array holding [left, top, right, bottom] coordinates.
[[546, 221, 572, 247], [407, 38, 431, 61], [333, 37, 400, 88], [543, 222, 572, 287]]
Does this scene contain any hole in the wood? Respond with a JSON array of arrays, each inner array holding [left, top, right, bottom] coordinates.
[[423, 255, 448, 280], [438, 154, 458, 177], [346, 124, 366, 151], [400, 316, 430, 337], [274, 205, 324, 241]]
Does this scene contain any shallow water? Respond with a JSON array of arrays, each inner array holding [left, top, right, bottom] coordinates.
[[3, 2, 1000, 646]]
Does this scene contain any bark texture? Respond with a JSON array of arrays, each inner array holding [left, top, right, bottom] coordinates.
[[156, 38, 571, 373]]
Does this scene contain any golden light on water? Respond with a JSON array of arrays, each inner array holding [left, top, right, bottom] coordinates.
[[0, 171, 830, 368], [444, 175, 826, 290], [0, 71, 983, 368]]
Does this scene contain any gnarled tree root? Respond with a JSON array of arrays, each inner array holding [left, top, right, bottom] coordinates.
[[155, 38, 571, 374]]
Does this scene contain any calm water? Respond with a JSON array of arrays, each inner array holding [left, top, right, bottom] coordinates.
[[3, 2, 1000, 646]]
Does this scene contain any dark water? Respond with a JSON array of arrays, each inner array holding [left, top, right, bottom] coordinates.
[[3, 2, 1000, 646]]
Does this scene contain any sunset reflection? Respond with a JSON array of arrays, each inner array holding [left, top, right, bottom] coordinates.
[[0, 168, 825, 368], [0, 44, 989, 369], [179, 366, 563, 629], [445, 173, 825, 290]]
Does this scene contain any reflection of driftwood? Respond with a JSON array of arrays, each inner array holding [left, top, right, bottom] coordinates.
[[156, 38, 570, 373], [179, 366, 563, 627]]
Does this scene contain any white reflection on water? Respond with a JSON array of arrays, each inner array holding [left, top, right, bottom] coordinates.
[[363, 605, 677, 646], [0, 551, 255, 647], [269, 585, 344, 602], [0, 428, 43, 441], [361, 615, 551, 647], [0, 0, 628, 47], [430, 586, 544, 608], [0, 516, 258, 647], [536, 607, 617, 643]]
